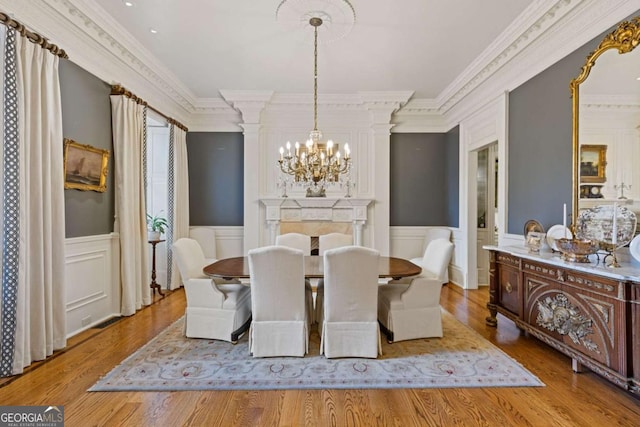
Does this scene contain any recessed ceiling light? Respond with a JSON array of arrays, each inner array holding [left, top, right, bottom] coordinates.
[[124, 1, 134, 6], [150, 28, 158, 34]]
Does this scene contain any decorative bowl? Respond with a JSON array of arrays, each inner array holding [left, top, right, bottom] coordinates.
[[556, 238, 599, 263], [525, 231, 545, 253]]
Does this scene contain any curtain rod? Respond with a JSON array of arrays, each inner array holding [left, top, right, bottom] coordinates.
[[0, 12, 68, 59], [111, 84, 188, 132]]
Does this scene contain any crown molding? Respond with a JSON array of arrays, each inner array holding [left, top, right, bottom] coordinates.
[[437, 0, 582, 113], [582, 94, 640, 107], [3, 0, 640, 131], [583, 103, 640, 112], [358, 91, 414, 105], [188, 110, 244, 132], [443, 0, 640, 127], [271, 93, 356, 106], [220, 91, 275, 124], [219, 90, 275, 104], [397, 98, 440, 113], [0, 0, 196, 122], [392, 99, 447, 133]]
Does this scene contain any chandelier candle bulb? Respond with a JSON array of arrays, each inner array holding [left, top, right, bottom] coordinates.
[[279, 146, 284, 161]]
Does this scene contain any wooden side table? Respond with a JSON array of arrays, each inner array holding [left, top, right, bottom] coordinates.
[[148, 239, 165, 296]]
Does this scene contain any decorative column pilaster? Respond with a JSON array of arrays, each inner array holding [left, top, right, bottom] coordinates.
[[262, 198, 285, 245], [221, 90, 274, 253], [267, 220, 279, 245], [353, 220, 365, 246], [370, 121, 394, 255], [362, 92, 412, 255]]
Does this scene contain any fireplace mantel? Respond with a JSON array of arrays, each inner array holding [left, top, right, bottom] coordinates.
[[260, 198, 373, 246]]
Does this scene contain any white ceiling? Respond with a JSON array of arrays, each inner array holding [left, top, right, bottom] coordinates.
[[97, 0, 531, 100]]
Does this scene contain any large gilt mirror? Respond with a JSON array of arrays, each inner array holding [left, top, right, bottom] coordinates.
[[571, 17, 640, 226]]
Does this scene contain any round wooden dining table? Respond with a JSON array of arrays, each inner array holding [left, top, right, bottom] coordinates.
[[204, 255, 421, 280]]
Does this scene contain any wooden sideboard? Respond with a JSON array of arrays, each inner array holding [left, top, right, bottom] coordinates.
[[485, 246, 640, 394]]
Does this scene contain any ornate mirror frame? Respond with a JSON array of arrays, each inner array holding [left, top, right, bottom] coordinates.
[[570, 17, 640, 228]]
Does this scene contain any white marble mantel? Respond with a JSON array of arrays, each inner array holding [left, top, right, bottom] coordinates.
[[260, 198, 373, 246]]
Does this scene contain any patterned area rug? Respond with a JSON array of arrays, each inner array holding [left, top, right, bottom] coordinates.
[[89, 311, 543, 391]]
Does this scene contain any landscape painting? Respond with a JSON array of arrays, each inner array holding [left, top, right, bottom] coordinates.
[[63, 138, 110, 192]]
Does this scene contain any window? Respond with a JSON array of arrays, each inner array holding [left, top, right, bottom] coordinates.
[[146, 112, 169, 219]]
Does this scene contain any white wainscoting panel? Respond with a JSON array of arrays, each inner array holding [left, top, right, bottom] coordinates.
[[65, 233, 120, 338], [389, 226, 429, 260]]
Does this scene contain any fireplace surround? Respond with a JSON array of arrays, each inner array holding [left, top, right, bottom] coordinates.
[[260, 198, 373, 247]]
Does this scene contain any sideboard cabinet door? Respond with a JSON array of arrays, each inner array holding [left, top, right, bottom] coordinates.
[[497, 254, 522, 317], [523, 273, 564, 342]]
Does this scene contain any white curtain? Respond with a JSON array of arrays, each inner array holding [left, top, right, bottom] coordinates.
[[168, 125, 190, 289], [111, 96, 150, 315], [1, 27, 67, 376]]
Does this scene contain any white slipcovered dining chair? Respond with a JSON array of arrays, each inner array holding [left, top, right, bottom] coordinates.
[[378, 238, 454, 343], [248, 246, 311, 357], [410, 227, 452, 285], [319, 233, 353, 254], [319, 246, 381, 358], [315, 233, 353, 326], [275, 233, 314, 325], [275, 232, 311, 254], [189, 226, 219, 262], [172, 238, 252, 343]]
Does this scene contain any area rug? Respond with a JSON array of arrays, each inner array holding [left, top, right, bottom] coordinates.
[[89, 311, 543, 391]]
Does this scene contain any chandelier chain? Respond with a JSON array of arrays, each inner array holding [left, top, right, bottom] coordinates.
[[313, 23, 318, 132]]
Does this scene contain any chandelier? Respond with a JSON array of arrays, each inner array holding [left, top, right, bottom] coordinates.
[[278, 17, 352, 197]]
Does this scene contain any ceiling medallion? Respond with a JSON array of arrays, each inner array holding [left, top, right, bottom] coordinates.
[[276, 0, 356, 43]]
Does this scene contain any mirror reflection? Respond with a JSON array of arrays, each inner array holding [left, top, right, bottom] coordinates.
[[578, 46, 640, 214]]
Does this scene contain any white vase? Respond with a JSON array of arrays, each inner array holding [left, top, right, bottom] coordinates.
[[148, 230, 161, 241]]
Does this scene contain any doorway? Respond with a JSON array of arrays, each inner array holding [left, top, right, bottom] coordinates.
[[475, 142, 498, 286]]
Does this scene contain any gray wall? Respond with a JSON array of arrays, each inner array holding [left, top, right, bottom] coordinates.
[[187, 132, 244, 226], [508, 24, 618, 234], [60, 60, 114, 238], [390, 133, 448, 226], [445, 126, 460, 227]]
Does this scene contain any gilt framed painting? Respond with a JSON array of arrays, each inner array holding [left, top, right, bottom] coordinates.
[[579, 144, 607, 184], [63, 138, 110, 192]]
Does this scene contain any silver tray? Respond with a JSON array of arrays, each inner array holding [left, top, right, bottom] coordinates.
[[575, 204, 637, 249]]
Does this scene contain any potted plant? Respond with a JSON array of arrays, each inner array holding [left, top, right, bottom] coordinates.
[[146, 212, 168, 241]]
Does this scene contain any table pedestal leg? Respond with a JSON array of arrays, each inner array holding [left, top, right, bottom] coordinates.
[[149, 240, 165, 297]]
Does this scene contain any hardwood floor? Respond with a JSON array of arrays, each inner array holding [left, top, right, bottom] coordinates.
[[1, 285, 639, 426]]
